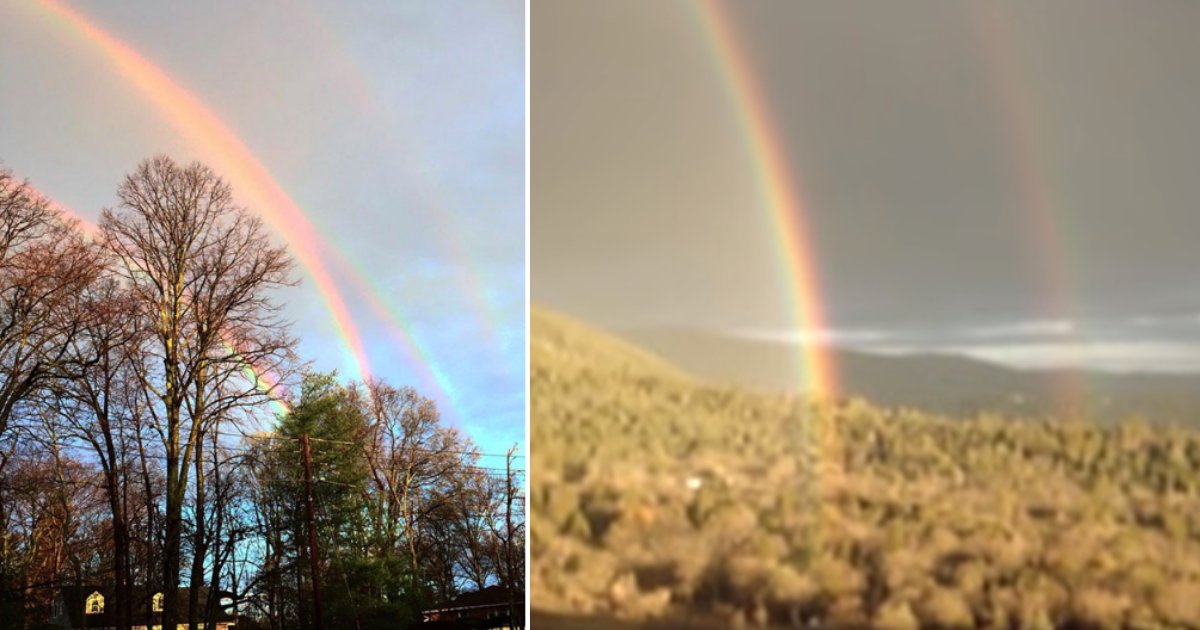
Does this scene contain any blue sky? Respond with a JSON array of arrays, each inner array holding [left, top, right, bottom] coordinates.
[[1, 0, 525, 458]]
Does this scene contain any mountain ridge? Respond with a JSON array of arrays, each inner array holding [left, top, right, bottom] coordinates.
[[618, 324, 1200, 425]]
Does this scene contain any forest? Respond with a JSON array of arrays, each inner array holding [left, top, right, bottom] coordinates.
[[0, 158, 524, 630], [530, 307, 1200, 629]]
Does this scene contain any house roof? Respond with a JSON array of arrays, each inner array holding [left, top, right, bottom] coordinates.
[[423, 585, 523, 614], [58, 586, 236, 628]]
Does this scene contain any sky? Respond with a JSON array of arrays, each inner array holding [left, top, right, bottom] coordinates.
[[1, 0, 525, 458], [533, 0, 1200, 373]]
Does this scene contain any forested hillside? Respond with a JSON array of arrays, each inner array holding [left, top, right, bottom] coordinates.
[[531, 307, 1200, 629]]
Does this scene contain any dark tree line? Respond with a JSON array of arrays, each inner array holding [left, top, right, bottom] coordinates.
[[0, 158, 524, 630]]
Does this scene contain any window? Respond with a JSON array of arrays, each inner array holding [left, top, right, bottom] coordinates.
[[152, 592, 164, 612], [86, 591, 104, 615]]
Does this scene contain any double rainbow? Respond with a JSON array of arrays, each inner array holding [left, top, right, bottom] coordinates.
[[29, 0, 472, 419], [694, 2, 1088, 417]]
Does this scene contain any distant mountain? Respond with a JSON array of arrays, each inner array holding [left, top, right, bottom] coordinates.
[[620, 326, 1200, 425]]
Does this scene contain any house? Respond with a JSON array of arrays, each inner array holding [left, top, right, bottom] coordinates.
[[421, 585, 523, 629], [49, 586, 236, 630]]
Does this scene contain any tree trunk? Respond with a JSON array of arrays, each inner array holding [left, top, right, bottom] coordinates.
[[135, 424, 160, 624], [506, 456, 517, 629], [188, 441, 206, 630], [205, 441, 225, 629], [0, 476, 8, 625], [295, 533, 309, 630], [98, 390, 132, 630], [162, 432, 183, 630], [120, 456, 133, 630], [107, 473, 130, 630]]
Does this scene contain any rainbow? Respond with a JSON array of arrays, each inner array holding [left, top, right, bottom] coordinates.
[[692, 1, 838, 399], [32, 185, 292, 416], [37, 195, 98, 238], [692, 1, 840, 558], [25, 0, 505, 423], [29, 0, 379, 382], [28, 0, 497, 422], [290, 1, 509, 351], [236, 356, 292, 417], [286, 1, 509, 366], [972, 3, 1085, 417], [347, 274, 464, 415]]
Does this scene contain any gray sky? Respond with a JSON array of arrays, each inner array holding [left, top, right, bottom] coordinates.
[[533, 0, 1200, 372], [2, 0, 524, 454]]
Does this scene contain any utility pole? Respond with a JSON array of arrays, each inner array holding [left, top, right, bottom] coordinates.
[[301, 434, 325, 630], [505, 445, 518, 629]]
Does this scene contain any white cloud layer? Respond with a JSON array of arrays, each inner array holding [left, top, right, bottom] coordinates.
[[729, 327, 896, 346], [961, 319, 1077, 339], [878, 341, 1200, 374]]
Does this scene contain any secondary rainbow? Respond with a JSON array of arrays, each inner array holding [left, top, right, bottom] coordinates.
[[692, 1, 838, 399], [289, 1, 507, 353], [284, 0, 510, 414], [972, 3, 1085, 415]]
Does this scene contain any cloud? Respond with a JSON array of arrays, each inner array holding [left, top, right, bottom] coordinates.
[[729, 327, 897, 346], [1126, 313, 1200, 328], [899, 340, 1200, 374], [961, 319, 1077, 340]]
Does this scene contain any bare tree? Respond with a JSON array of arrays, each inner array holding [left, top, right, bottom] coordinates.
[[0, 171, 101, 620], [359, 381, 466, 574], [2, 162, 523, 628], [0, 425, 107, 627], [52, 273, 144, 630], [495, 445, 524, 629], [0, 169, 100, 441], [101, 156, 297, 630]]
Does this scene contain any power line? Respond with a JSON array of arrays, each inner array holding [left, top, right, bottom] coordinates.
[[216, 434, 525, 474], [8, 441, 521, 484], [224, 431, 523, 460], [6, 428, 523, 464]]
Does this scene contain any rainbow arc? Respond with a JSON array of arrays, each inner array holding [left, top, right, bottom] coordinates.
[[28, 0, 484, 422], [693, 0, 837, 399]]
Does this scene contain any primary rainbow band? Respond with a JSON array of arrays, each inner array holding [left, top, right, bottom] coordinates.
[[693, 0, 837, 399], [693, 0, 838, 560], [30, 0, 371, 382], [29, 0, 480, 422]]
